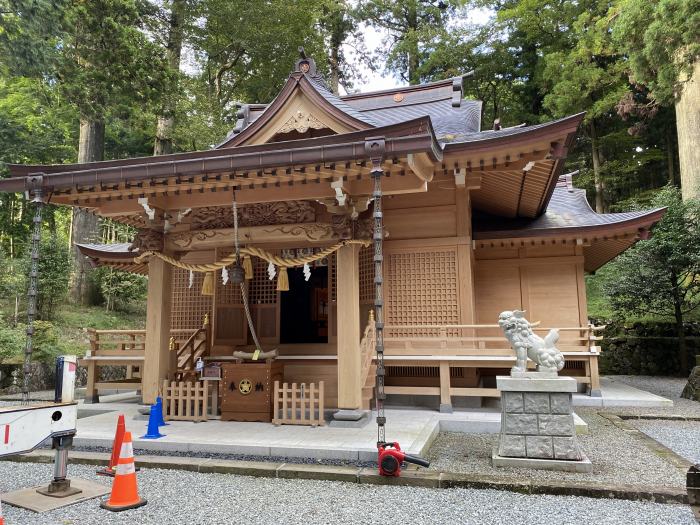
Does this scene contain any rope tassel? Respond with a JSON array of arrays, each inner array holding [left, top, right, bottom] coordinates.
[[201, 272, 214, 296], [243, 255, 253, 280], [277, 266, 289, 291]]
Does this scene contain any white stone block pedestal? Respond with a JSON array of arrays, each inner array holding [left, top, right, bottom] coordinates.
[[492, 375, 592, 473]]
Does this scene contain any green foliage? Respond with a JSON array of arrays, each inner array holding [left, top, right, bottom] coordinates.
[[358, 0, 464, 85], [93, 267, 148, 313], [602, 187, 700, 321], [612, 0, 700, 104], [195, 0, 326, 112], [0, 323, 24, 363], [23, 237, 71, 321], [0, 1, 170, 120], [30, 320, 70, 362]]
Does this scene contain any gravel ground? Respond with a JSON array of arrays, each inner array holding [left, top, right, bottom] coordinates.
[[633, 420, 700, 464], [606, 375, 700, 418], [0, 461, 694, 525], [427, 408, 686, 488]]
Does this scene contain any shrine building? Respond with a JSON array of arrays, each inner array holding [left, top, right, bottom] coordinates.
[[0, 54, 665, 419]]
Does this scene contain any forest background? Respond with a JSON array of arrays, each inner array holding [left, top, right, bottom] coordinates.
[[0, 0, 697, 375]]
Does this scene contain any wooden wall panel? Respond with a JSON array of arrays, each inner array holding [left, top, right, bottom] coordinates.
[[384, 183, 455, 209], [474, 261, 522, 327], [283, 364, 338, 408], [384, 206, 457, 239], [525, 263, 581, 327]]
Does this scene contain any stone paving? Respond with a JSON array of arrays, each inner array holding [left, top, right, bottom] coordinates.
[[64, 377, 668, 462]]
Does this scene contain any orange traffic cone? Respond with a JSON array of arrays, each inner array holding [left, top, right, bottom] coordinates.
[[97, 414, 126, 477], [100, 432, 147, 512]]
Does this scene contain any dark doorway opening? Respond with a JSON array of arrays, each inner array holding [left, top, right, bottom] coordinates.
[[280, 266, 328, 344]]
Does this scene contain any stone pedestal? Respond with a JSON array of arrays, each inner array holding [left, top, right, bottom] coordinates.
[[492, 375, 592, 473]]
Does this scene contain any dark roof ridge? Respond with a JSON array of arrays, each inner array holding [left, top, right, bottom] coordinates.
[[341, 72, 472, 101]]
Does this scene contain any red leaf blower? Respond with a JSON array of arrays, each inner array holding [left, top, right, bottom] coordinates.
[[378, 442, 430, 477]]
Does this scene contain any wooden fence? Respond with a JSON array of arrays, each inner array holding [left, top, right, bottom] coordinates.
[[161, 380, 208, 422], [272, 381, 325, 427]]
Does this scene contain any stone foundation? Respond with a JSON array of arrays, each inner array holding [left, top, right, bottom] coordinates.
[[493, 375, 591, 472]]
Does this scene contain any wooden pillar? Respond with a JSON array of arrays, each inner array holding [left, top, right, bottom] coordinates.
[[142, 256, 173, 404], [336, 243, 361, 410], [456, 187, 476, 325], [456, 186, 477, 410]]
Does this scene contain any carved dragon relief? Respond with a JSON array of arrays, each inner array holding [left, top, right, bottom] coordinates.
[[190, 201, 316, 231], [129, 228, 164, 252], [169, 222, 336, 249]]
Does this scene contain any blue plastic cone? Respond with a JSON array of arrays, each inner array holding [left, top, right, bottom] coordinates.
[[155, 397, 168, 426], [141, 404, 165, 439]]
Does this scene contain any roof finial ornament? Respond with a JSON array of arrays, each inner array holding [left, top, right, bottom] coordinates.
[[294, 47, 317, 77]]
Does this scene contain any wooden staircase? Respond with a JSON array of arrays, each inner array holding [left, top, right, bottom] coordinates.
[[170, 315, 211, 382], [360, 311, 376, 410]]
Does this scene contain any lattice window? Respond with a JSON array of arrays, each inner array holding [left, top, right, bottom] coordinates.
[[170, 268, 212, 331], [359, 245, 375, 305], [251, 255, 278, 305], [385, 249, 460, 336], [214, 249, 243, 306], [329, 253, 337, 303]]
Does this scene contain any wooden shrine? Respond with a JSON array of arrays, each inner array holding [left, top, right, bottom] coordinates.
[[0, 52, 666, 418]]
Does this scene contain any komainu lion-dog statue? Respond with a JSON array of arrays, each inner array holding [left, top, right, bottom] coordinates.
[[498, 310, 565, 376]]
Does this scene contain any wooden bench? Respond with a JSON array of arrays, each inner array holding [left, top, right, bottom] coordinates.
[[79, 329, 147, 403]]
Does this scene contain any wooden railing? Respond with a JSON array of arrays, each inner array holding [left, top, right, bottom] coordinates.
[[382, 323, 604, 357], [272, 381, 325, 427], [170, 318, 211, 381], [86, 328, 195, 357], [379, 322, 606, 401]]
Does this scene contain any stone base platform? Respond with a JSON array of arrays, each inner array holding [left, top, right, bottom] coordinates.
[[492, 446, 593, 473]]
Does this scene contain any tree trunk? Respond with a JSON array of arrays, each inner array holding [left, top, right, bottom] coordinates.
[[674, 294, 688, 375], [329, 33, 341, 95], [153, 0, 186, 156], [406, 4, 419, 85], [666, 127, 676, 185], [70, 117, 104, 304], [676, 60, 700, 200], [590, 121, 605, 213]]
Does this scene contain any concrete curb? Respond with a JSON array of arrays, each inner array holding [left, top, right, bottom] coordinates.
[[2, 449, 687, 505], [617, 414, 700, 422]]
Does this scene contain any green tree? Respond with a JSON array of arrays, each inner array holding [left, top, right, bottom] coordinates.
[[0, 0, 170, 303], [357, 0, 464, 85], [23, 238, 72, 321], [611, 0, 700, 200], [94, 267, 147, 312], [194, 0, 325, 115], [602, 187, 700, 373]]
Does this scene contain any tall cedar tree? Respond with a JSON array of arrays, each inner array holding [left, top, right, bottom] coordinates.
[[0, 0, 169, 303], [357, 0, 463, 85], [611, 0, 700, 201]]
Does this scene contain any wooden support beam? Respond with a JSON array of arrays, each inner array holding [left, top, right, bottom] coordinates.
[[336, 243, 361, 410], [142, 256, 173, 404], [407, 152, 435, 182]]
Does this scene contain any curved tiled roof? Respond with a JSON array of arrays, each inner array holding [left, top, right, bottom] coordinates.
[[473, 185, 665, 239]]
